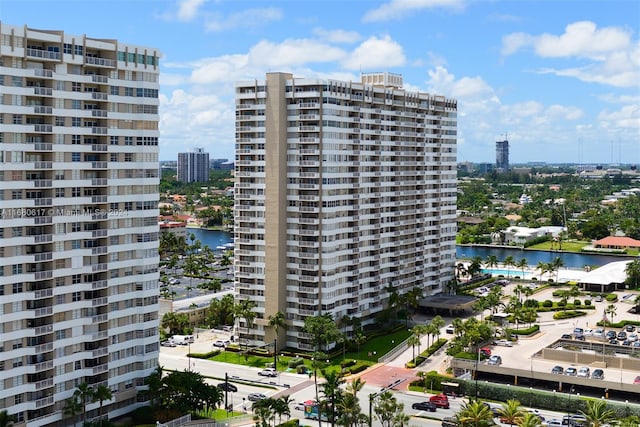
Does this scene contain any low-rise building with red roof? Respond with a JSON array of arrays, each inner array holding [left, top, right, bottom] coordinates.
[[592, 236, 640, 250]]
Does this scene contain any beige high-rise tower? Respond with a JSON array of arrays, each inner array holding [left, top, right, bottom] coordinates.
[[0, 23, 160, 426], [234, 72, 457, 350]]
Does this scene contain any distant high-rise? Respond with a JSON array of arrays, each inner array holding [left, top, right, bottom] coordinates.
[[234, 72, 457, 350], [0, 23, 160, 425], [178, 148, 209, 183], [496, 139, 509, 172]]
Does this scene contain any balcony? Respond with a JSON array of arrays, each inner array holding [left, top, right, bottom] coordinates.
[[85, 56, 115, 68], [33, 360, 54, 373], [27, 48, 60, 61], [32, 306, 53, 316]]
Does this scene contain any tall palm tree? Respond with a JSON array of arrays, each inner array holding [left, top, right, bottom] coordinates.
[[407, 334, 420, 362], [485, 255, 499, 271], [536, 261, 548, 281], [268, 310, 286, 354], [625, 259, 640, 289], [551, 256, 565, 282], [516, 258, 528, 279], [457, 400, 494, 427], [63, 396, 83, 427], [498, 399, 525, 426], [73, 382, 95, 425], [431, 315, 446, 343], [321, 370, 346, 427], [504, 255, 516, 278], [580, 398, 615, 427], [93, 384, 113, 420]]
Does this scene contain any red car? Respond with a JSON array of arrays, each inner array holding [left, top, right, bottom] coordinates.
[[634, 375, 640, 384], [429, 394, 450, 409], [479, 347, 491, 357]]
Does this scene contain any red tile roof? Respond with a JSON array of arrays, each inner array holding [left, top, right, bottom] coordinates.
[[593, 236, 640, 248]]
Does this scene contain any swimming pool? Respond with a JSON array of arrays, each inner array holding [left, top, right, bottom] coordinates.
[[481, 268, 533, 279]]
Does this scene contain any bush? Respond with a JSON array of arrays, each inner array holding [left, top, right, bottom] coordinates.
[[192, 350, 221, 359], [340, 359, 357, 369], [584, 300, 591, 306], [288, 358, 304, 369], [542, 300, 553, 307], [348, 364, 369, 375], [524, 299, 538, 308], [553, 310, 586, 320], [506, 325, 540, 335], [606, 294, 618, 302], [296, 365, 310, 375], [557, 300, 566, 307], [574, 299, 581, 306]]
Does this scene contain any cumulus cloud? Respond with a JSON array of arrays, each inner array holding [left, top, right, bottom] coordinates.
[[341, 35, 406, 70], [248, 39, 346, 68], [312, 28, 362, 44], [177, 0, 207, 22], [204, 7, 283, 32], [363, 0, 465, 22], [501, 21, 639, 88], [598, 104, 640, 129]]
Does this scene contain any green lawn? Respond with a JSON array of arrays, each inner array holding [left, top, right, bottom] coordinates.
[[205, 327, 412, 374], [527, 240, 590, 252]]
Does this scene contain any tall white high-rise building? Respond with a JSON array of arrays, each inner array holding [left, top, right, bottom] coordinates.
[[177, 147, 209, 183], [234, 72, 457, 350], [0, 23, 160, 426]]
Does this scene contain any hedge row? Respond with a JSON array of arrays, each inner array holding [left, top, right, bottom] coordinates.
[[405, 339, 448, 368], [506, 325, 539, 335], [553, 310, 587, 320], [596, 319, 640, 328]]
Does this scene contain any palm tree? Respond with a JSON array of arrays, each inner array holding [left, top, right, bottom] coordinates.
[[73, 382, 95, 425], [457, 400, 494, 427], [485, 255, 499, 271], [498, 399, 525, 426], [407, 334, 420, 362], [625, 259, 640, 289], [456, 263, 468, 281], [516, 258, 528, 279], [579, 399, 615, 427], [268, 310, 286, 353], [516, 413, 542, 427], [536, 261, 548, 281], [93, 384, 113, 420], [605, 304, 617, 326], [321, 370, 346, 427], [0, 411, 15, 427], [551, 256, 565, 282], [504, 255, 516, 278], [431, 315, 445, 342]]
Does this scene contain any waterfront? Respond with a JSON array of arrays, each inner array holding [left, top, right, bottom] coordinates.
[[186, 228, 634, 270], [456, 245, 635, 269]]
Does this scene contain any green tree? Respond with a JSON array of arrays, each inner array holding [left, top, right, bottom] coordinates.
[[504, 256, 516, 278], [516, 258, 528, 278], [206, 293, 236, 327], [625, 259, 640, 289], [579, 399, 615, 427], [268, 310, 286, 350], [407, 334, 420, 362], [235, 299, 257, 347], [63, 396, 83, 427], [373, 391, 409, 427], [0, 411, 14, 427], [73, 382, 95, 426], [145, 366, 164, 409], [321, 370, 346, 427], [304, 314, 341, 352], [498, 399, 524, 425], [93, 384, 113, 420], [516, 413, 542, 427], [161, 312, 190, 335], [605, 304, 617, 326], [457, 400, 494, 427], [431, 315, 446, 342]]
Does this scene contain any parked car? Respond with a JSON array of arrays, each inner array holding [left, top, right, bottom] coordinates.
[[248, 393, 267, 402], [479, 347, 492, 357], [445, 324, 455, 334], [562, 414, 588, 426], [634, 375, 640, 384], [594, 295, 603, 302], [487, 355, 502, 365], [160, 340, 176, 347], [592, 369, 604, 380], [577, 367, 590, 378], [217, 382, 238, 392], [441, 417, 458, 427], [583, 328, 593, 336], [565, 367, 577, 376], [622, 339, 632, 346], [628, 333, 638, 342], [213, 340, 226, 348], [551, 365, 564, 374], [561, 334, 572, 339], [609, 338, 619, 345], [412, 401, 437, 412], [605, 330, 617, 340], [593, 328, 605, 338], [574, 334, 586, 341], [258, 368, 277, 377], [617, 331, 627, 340], [573, 327, 583, 335], [294, 399, 317, 410], [494, 339, 513, 347], [625, 324, 636, 333], [429, 394, 450, 409], [547, 419, 563, 427]]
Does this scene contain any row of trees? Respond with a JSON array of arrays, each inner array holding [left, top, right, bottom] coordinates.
[[455, 398, 634, 427], [63, 383, 113, 427], [407, 316, 446, 361]]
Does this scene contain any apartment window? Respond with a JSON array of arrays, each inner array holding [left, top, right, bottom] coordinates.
[[64, 43, 72, 54], [124, 153, 133, 162], [110, 136, 119, 145], [72, 292, 81, 302], [55, 116, 65, 126], [72, 152, 81, 162], [12, 227, 22, 237], [110, 86, 119, 96], [72, 117, 81, 127], [71, 240, 81, 249], [72, 82, 81, 92], [55, 188, 65, 197], [55, 330, 66, 340], [71, 187, 80, 197], [55, 259, 65, 269], [124, 136, 133, 146], [72, 99, 81, 109], [12, 76, 22, 87], [11, 190, 22, 200], [110, 153, 118, 162], [12, 283, 22, 293], [12, 115, 22, 124], [71, 223, 81, 232], [72, 274, 81, 284], [12, 265, 22, 275], [124, 87, 133, 96], [56, 295, 64, 305], [55, 170, 65, 180]]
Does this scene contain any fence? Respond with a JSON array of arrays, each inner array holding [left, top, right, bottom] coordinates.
[[377, 336, 411, 363]]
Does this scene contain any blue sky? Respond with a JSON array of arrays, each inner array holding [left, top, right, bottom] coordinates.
[[1, 0, 638, 164]]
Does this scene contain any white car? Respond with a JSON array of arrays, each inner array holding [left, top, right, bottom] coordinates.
[[445, 324, 455, 334], [577, 367, 590, 378], [487, 355, 502, 365], [628, 333, 638, 342], [494, 339, 513, 347], [583, 328, 593, 336]]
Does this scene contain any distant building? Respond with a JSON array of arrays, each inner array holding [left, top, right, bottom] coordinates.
[[496, 139, 509, 172], [477, 163, 494, 174], [211, 158, 234, 170], [178, 148, 210, 183]]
